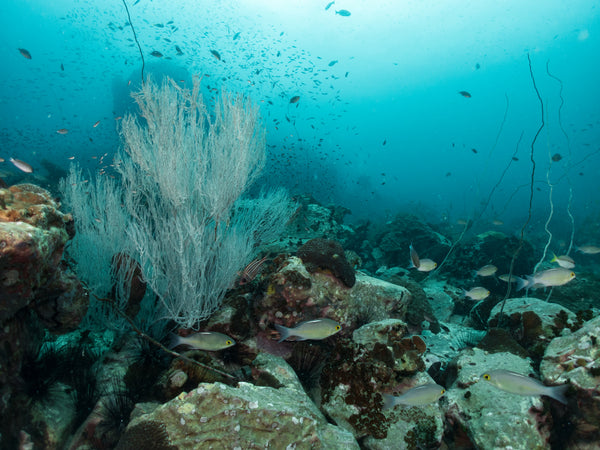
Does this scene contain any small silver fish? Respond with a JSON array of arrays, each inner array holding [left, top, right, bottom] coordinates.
[[498, 274, 518, 283], [463, 287, 490, 301], [550, 254, 575, 269], [480, 369, 568, 404], [9, 157, 33, 173], [275, 318, 341, 342], [516, 268, 575, 291], [415, 258, 437, 272], [475, 264, 497, 277], [576, 245, 600, 255], [382, 383, 446, 409], [169, 331, 235, 351]]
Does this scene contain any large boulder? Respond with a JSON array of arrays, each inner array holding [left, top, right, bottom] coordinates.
[[488, 297, 577, 360], [0, 183, 88, 419], [255, 256, 410, 340], [116, 353, 358, 449], [444, 348, 559, 449]]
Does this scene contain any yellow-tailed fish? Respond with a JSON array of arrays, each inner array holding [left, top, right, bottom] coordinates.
[[480, 369, 568, 404], [475, 264, 497, 277], [576, 245, 600, 255], [275, 318, 341, 342], [463, 287, 490, 301], [516, 268, 575, 291], [169, 331, 235, 351], [550, 254, 575, 269], [382, 383, 446, 409]]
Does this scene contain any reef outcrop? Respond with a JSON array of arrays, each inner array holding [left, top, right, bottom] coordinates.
[[0, 183, 88, 418]]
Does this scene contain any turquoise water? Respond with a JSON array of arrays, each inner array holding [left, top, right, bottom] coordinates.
[[2, 0, 598, 227], [2, 2, 600, 448]]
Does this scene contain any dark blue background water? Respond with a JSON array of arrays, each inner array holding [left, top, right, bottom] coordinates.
[[1, 0, 599, 237]]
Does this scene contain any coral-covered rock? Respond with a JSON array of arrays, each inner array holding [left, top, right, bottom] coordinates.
[[316, 320, 432, 441], [488, 297, 577, 360], [117, 356, 359, 449], [363, 371, 445, 450], [541, 315, 600, 447], [297, 238, 356, 287], [255, 257, 410, 340], [352, 319, 408, 349], [444, 348, 557, 449], [0, 184, 83, 324], [0, 183, 87, 419]]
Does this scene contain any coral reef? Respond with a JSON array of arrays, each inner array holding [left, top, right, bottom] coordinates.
[[0, 184, 88, 428]]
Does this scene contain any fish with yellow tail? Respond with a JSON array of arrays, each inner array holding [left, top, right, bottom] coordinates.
[[382, 383, 446, 410], [550, 253, 575, 269], [275, 318, 341, 342], [480, 369, 568, 404], [516, 267, 575, 291], [169, 331, 235, 351]]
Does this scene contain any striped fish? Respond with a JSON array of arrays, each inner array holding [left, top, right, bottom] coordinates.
[[239, 255, 269, 285]]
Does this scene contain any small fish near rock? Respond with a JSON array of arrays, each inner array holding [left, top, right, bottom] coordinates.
[[382, 383, 446, 409], [275, 318, 341, 342], [169, 331, 235, 351], [480, 369, 568, 404]]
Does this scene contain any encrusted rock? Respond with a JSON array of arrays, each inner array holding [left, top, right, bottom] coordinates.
[[256, 257, 410, 340], [488, 297, 576, 360], [363, 372, 445, 450], [541, 315, 600, 446], [117, 355, 358, 449], [320, 324, 429, 440], [0, 183, 87, 420], [297, 238, 356, 287]]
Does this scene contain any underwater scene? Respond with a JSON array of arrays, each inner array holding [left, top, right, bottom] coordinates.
[[1, 0, 600, 448]]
